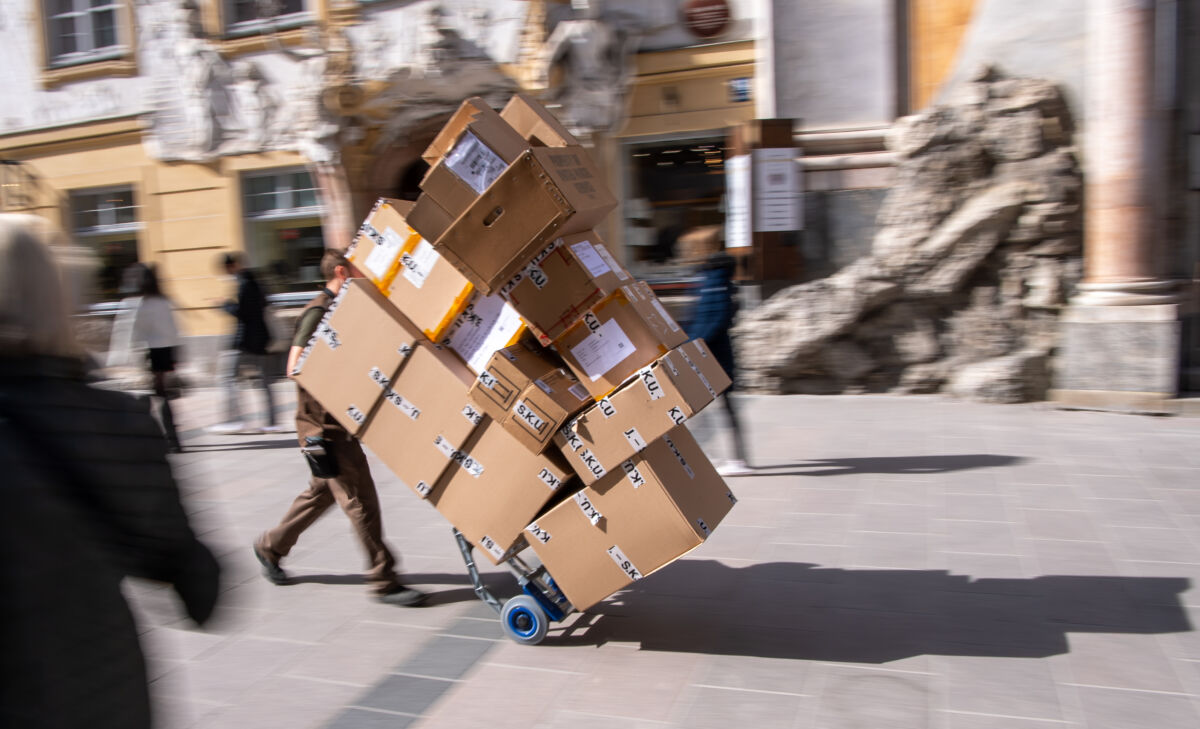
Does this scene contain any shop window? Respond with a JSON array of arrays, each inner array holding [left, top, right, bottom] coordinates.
[[43, 0, 124, 66], [242, 168, 325, 293], [626, 138, 727, 266], [69, 186, 141, 302], [224, 0, 308, 37]]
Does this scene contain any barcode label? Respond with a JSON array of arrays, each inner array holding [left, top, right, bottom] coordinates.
[[479, 534, 506, 561], [607, 545, 642, 580]]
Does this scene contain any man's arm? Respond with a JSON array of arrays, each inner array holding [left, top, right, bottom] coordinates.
[[286, 345, 304, 379]]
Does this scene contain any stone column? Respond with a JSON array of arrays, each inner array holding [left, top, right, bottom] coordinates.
[[1051, 0, 1182, 411]]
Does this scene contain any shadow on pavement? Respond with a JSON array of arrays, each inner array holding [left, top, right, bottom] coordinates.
[[751, 454, 1025, 477], [548, 560, 1192, 662], [286, 570, 512, 607]]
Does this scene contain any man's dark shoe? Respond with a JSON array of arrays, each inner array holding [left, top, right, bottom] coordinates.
[[376, 585, 427, 607], [253, 543, 289, 585]]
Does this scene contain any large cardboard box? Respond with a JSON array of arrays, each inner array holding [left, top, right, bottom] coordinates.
[[555, 339, 732, 484], [291, 279, 424, 435], [552, 281, 689, 400], [524, 425, 735, 611], [500, 231, 631, 346], [429, 417, 577, 565], [359, 340, 484, 499], [347, 198, 473, 340], [439, 289, 527, 374], [469, 341, 592, 454]]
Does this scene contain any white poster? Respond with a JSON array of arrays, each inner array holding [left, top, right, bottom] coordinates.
[[752, 148, 803, 232], [724, 154, 751, 248]]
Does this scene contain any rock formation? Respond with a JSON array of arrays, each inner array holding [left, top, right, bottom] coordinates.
[[734, 67, 1083, 403]]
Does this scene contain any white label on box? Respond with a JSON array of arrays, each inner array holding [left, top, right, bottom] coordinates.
[[513, 400, 546, 434], [530, 238, 562, 267], [607, 545, 642, 580], [385, 389, 420, 420], [398, 342, 414, 359], [595, 243, 629, 280], [445, 130, 507, 194], [526, 522, 552, 544], [639, 367, 664, 400], [560, 425, 583, 452], [650, 298, 681, 332], [622, 427, 647, 451], [369, 366, 390, 390], [571, 240, 611, 278], [461, 403, 483, 425], [574, 491, 604, 526], [347, 404, 366, 426], [662, 434, 694, 478], [414, 480, 432, 497], [696, 518, 711, 537], [570, 318, 637, 382], [621, 460, 646, 488], [399, 237, 438, 289], [434, 434, 481, 477], [536, 467, 562, 491], [568, 383, 589, 401], [478, 370, 499, 389], [363, 225, 404, 281], [317, 324, 341, 350], [446, 295, 525, 374], [693, 339, 711, 358], [679, 348, 716, 398], [533, 378, 553, 395], [727, 491, 738, 505], [525, 263, 549, 289], [578, 448, 606, 480], [479, 534, 506, 561], [583, 311, 602, 333], [667, 405, 688, 426], [664, 356, 680, 378], [597, 397, 617, 418]]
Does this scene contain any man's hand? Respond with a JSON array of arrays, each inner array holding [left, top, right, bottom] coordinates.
[[285, 345, 304, 379]]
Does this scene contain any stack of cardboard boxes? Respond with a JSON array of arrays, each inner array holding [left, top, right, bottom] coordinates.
[[292, 94, 738, 612]]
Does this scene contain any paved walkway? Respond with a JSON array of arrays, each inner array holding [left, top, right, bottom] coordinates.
[[126, 382, 1200, 729]]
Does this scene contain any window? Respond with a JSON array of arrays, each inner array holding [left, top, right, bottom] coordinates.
[[242, 169, 325, 293], [44, 0, 124, 66], [70, 186, 141, 301], [224, 0, 308, 37]]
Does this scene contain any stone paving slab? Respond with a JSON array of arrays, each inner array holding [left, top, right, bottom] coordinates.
[[119, 385, 1200, 728]]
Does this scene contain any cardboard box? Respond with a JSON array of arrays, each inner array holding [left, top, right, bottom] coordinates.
[[429, 417, 577, 565], [555, 339, 732, 484], [524, 425, 735, 611], [500, 230, 632, 346], [440, 289, 527, 374], [552, 281, 689, 400], [406, 193, 455, 246], [291, 279, 424, 435], [500, 93, 580, 148], [469, 341, 592, 454], [421, 97, 529, 169], [359, 340, 484, 500], [347, 198, 473, 340]]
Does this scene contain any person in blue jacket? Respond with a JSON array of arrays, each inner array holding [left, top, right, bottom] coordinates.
[[686, 249, 752, 476]]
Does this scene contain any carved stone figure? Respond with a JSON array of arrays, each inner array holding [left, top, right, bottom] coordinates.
[[538, 0, 633, 137]]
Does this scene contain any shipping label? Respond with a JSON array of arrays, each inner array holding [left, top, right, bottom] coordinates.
[[595, 244, 630, 280], [607, 545, 642, 581], [622, 427, 647, 451], [347, 404, 366, 426], [574, 491, 604, 526], [445, 131, 507, 194], [597, 397, 617, 418], [621, 460, 646, 489], [569, 318, 636, 382], [662, 434, 694, 478], [362, 224, 403, 281], [570, 240, 611, 278], [639, 367, 664, 400], [479, 534, 506, 561], [385, 389, 420, 420], [513, 399, 548, 435], [536, 467, 562, 491], [399, 238, 438, 289], [526, 522, 552, 544]]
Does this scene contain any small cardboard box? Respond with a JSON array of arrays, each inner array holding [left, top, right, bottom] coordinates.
[[469, 341, 592, 454], [500, 92, 580, 148], [291, 279, 424, 435], [347, 198, 473, 341], [552, 281, 689, 400], [440, 289, 527, 374], [500, 231, 632, 346], [555, 339, 732, 484], [429, 417, 577, 565], [524, 425, 735, 611], [359, 340, 484, 500]]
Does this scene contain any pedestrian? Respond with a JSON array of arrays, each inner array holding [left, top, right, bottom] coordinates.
[[126, 262, 185, 452], [210, 251, 279, 433], [686, 244, 753, 476], [252, 249, 426, 606], [0, 214, 220, 729]]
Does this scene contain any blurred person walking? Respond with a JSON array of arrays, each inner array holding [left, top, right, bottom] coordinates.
[[0, 214, 220, 729], [210, 251, 279, 433], [123, 262, 185, 452], [686, 244, 753, 477], [252, 250, 426, 607]]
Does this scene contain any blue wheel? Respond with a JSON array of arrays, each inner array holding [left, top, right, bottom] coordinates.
[[500, 594, 548, 645]]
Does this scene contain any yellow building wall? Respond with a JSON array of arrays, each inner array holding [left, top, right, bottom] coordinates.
[[910, 0, 978, 111], [1, 120, 310, 336]]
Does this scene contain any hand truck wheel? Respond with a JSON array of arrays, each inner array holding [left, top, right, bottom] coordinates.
[[500, 594, 549, 645]]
